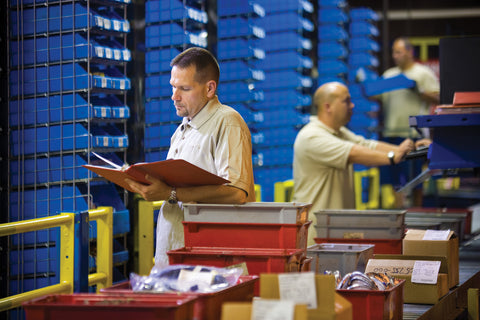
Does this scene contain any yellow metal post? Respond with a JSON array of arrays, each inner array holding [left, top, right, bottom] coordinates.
[[274, 179, 294, 202], [137, 200, 163, 275], [59, 212, 75, 290], [354, 167, 380, 210], [88, 206, 113, 291], [254, 184, 262, 202]]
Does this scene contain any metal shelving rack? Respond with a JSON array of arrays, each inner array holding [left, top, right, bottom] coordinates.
[[6, 0, 132, 318]]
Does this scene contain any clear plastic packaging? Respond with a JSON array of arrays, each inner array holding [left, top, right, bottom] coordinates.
[[130, 264, 244, 293]]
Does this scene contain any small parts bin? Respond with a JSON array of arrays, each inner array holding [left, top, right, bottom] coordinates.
[[183, 221, 311, 251], [100, 275, 258, 320], [314, 209, 406, 240], [168, 247, 306, 274], [307, 243, 374, 275], [182, 202, 311, 224], [337, 279, 405, 320], [23, 293, 197, 320]]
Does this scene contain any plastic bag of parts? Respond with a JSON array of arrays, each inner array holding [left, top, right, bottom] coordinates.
[[130, 264, 244, 293]]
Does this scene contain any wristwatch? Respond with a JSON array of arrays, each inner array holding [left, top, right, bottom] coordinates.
[[387, 151, 395, 165], [168, 187, 178, 204]]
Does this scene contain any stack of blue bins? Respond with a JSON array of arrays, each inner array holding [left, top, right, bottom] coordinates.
[[249, 0, 314, 201], [346, 7, 382, 206], [216, 1, 268, 199], [317, 0, 349, 85], [347, 7, 381, 140], [144, 0, 208, 162], [7, 0, 132, 304]]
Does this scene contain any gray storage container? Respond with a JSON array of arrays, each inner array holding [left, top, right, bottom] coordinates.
[[314, 225, 404, 239], [183, 202, 312, 224], [314, 209, 406, 227], [405, 212, 467, 241], [307, 243, 374, 276]]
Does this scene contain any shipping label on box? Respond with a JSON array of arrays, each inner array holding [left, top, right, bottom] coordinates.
[[402, 229, 459, 288], [366, 255, 449, 304]]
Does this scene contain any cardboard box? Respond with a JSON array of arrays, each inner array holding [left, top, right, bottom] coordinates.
[[366, 255, 449, 304], [259, 273, 352, 320], [221, 302, 308, 320], [402, 229, 459, 288]]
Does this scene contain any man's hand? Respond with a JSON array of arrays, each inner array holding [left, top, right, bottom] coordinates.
[[415, 138, 432, 149], [396, 138, 415, 163], [125, 175, 171, 201]]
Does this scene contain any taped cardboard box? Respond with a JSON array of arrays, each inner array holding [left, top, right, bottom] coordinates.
[[259, 273, 352, 320], [221, 302, 308, 320], [402, 229, 459, 288], [366, 255, 449, 304]]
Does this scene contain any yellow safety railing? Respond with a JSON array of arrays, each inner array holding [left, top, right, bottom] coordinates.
[[87, 206, 113, 291], [274, 179, 295, 202], [0, 213, 75, 312], [135, 200, 164, 276], [0, 206, 113, 312], [354, 167, 380, 210]]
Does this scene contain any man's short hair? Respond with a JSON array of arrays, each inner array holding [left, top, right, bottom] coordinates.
[[170, 47, 220, 85], [396, 37, 414, 51]]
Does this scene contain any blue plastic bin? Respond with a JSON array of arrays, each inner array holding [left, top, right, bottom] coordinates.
[[255, 0, 313, 13], [318, 25, 349, 42], [350, 7, 379, 21], [146, 47, 182, 74], [146, 23, 207, 48], [218, 16, 265, 39], [220, 60, 265, 82], [217, 38, 265, 60], [217, 1, 265, 17], [349, 37, 380, 52], [258, 32, 312, 51], [217, 81, 264, 104], [10, 246, 59, 276], [318, 8, 349, 24], [256, 70, 312, 90], [252, 89, 311, 110], [146, 1, 207, 24], [349, 21, 379, 37], [253, 51, 312, 71], [318, 42, 349, 59], [255, 12, 314, 33]]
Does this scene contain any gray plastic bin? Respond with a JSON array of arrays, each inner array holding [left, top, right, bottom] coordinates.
[[307, 243, 374, 276], [314, 209, 406, 227], [183, 202, 312, 224]]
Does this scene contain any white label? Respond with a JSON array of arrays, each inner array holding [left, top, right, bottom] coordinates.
[[278, 272, 317, 309], [251, 299, 295, 320], [101, 77, 107, 88], [105, 48, 113, 59], [423, 229, 450, 240], [411, 260, 441, 284], [177, 266, 214, 291], [103, 18, 111, 30]]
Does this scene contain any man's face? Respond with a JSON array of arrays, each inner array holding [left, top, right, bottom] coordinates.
[[331, 86, 354, 127], [170, 65, 212, 119], [392, 40, 412, 69]]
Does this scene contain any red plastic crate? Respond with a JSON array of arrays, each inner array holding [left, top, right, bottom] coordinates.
[[168, 247, 305, 274], [337, 279, 405, 320], [23, 293, 196, 320], [183, 221, 311, 251], [314, 238, 402, 254], [100, 275, 258, 320]]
